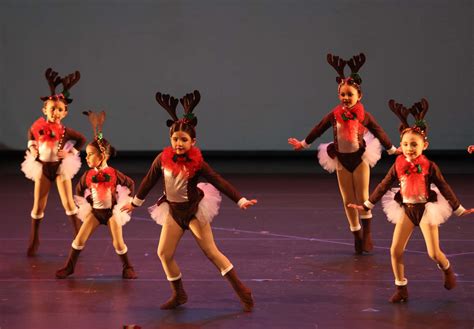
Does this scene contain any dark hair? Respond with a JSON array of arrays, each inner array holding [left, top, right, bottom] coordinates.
[[43, 98, 68, 110], [88, 138, 117, 159], [170, 121, 196, 139]]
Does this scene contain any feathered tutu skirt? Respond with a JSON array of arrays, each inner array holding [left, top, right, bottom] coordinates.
[[74, 185, 132, 226], [21, 141, 81, 181], [381, 185, 452, 226], [317, 132, 382, 173], [148, 183, 222, 226]]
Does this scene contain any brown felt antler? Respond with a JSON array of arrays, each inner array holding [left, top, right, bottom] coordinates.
[[61, 71, 81, 93], [347, 53, 366, 74], [82, 110, 106, 139], [409, 98, 429, 122], [388, 99, 411, 132], [45, 68, 62, 95], [156, 92, 179, 127], [180, 90, 201, 115], [327, 54, 346, 83]]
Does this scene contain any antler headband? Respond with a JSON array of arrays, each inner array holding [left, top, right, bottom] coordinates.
[[389, 98, 429, 139], [40, 67, 81, 104], [327, 53, 366, 88], [156, 90, 200, 127], [83, 110, 107, 153]]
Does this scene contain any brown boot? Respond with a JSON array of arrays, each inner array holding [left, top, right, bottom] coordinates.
[[118, 252, 137, 279], [160, 278, 188, 309], [27, 218, 41, 257], [361, 218, 374, 252], [224, 268, 254, 312], [438, 263, 457, 290], [68, 214, 82, 237], [55, 248, 81, 279], [352, 229, 363, 255], [389, 285, 408, 303]]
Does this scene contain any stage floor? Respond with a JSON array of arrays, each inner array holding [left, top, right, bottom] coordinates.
[[1, 156, 473, 329]]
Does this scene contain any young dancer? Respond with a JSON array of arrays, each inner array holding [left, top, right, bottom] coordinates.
[[56, 111, 137, 279], [288, 53, 397, 254], [349, 99, 474, 302], [122, 90, 257, 311], [21, 68, 85, 256]]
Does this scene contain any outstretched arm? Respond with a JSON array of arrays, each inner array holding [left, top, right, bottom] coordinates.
[[200, 161, 257, 209], [430, 162, 473, 216], [364, 112, 398, 155], [288, 111, 333, 151], [349, 164, 398, 210]]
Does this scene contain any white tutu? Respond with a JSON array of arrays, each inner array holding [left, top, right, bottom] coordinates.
[[381, 189, 405, 224], [57, 141, 81, 180], [148, 182, 222, 226], [21, 150, 42, 181], [317, 142, 338, 173], [317, 132, 382, 173], [361, 131, 382, 168], [74, 185, 132, 226], [381, 185, 452, 225], [74, 192, 92, 222], [112, 185, 132, 226]]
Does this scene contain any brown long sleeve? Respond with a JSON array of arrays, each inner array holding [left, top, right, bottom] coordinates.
[[135, 153, 163, 202], [304, 111, 333, 145], [199, 161, 242, 203], [64, 127, 87, 151], [368, 164, 398, 205], [116, 169, 135, 196], [363, 112, 394, 150], [429, 162, 461, 210], [75, 171, 89, 196]]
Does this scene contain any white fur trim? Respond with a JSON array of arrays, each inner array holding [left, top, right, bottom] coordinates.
[[437, 260, 450, 271], [454, 206, 466, 217], [364, 200, 375, 210], [395, 278, 408, 286], [71, 241, 84, 250], [317, 143, 338, 173], [65, 208, 79, 216], [30, 212, 44, 220], [221, 264, 234, 276], [71, 147, 79, 155], [387, 145, 397, 155], [115, 245, 128, 255], [237, 198, 249, 207], [132, 196, 145, 207], [21, 150, 43, 181], [301, 139, 310, 149], [359, 212, 372, 219], [112, 185, 132, 226], [350, 224, 361, 232], [167, 273, 182, 281], [362, 132, 382, 167]]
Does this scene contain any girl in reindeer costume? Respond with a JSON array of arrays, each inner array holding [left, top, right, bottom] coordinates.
[[21, 68, 86, 256], [56, 111, 137, 279], [288, 53, 397, 254], [349, 99, 474, 302], [122, 90, 257, 312]]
